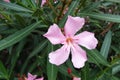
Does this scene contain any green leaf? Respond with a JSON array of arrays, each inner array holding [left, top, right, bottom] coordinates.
[[100, 31, 112, 59], [0, 61, 8, 79], [26, 0, 36, 10], [0, 21, 41, 51], [105, 0, 120, 3], [79, 13, 120, 23], [0, 29, 18, 34], [112, 65, 120, 75], [111, 45, 120, 54], [28, 40, 48, 59], [0, 1, 32, 12], [111, 76, 120, 80], [47, 43, 58, 80], [111, 59, 120, 75], [86, 49, 109, 67], [21, 40, 47, 73], [15, 14, 26, 27], [9, 40, 26, 76], [58, 65, 70, 77], [95, 59, 120, 80], [81, 63, 90, 80], [81, 1, 101, 13]]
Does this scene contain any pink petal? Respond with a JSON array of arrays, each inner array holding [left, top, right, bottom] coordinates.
[[64, 15, 85, 37], [74, 31, 98, 49], [73, 77, 81, 80], [41, 0, 46, 7], [27, 73, 37, 80], [43, 24, 65, 45], [71, 44, 87, 68], [4, 0, 10, 2], [49, 45, 70, 65], [35, 77, 44, 80]]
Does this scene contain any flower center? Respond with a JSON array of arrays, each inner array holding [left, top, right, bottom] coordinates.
[[66, 37, 73, 44]]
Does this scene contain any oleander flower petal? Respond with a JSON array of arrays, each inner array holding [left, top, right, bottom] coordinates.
[[74, 31, 98, 49], [41, 0, 46, 7], [71, 44, 87, 68], [73, 77, 81, 80], [27, 73, 37, 80], [4, 0, 10, 2], [44, 24, 65, 45], [27, 73, 44, 80], [64, 15, 85, 37], [49, 45, 70, 65]]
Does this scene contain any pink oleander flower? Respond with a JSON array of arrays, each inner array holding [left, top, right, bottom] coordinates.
[[41, 0, 46, 7], [73, 77, 81, 80], [4, 0, 10, 2], [44, 15, 98, 68], [26, 73, 44, 80]]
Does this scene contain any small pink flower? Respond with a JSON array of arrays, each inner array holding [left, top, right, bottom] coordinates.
[[44, 15, 98, 68], [41, 0, 46, 7], [27, 73, 44, 80], [73, 77, 81, 80], [4, 0, 10, 2]]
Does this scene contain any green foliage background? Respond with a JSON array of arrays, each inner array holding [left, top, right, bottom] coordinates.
[[0, 0, 120, 80]]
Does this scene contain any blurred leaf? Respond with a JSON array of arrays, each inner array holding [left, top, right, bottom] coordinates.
[[15, 14, 26, 27], [47, 43, 58, 80], [111, 59, 120, 75], [111, 76, 120, 80], [95, 59, 120, 80], [0, 21, 41, 51], [0, 10, 32, 17], [28, 40, 48, 59], [100, 31, 112, 59], [105, 0, 120, 3], [58, 65, 70, 77], [112, 65, 120, 75], [0, 29, 18, 34], [79, 13, 120, 23], [81, 1, 101, 13], [0, 1, 32, 12], [94, 67, 112, 80], [111, 45, 120, 54], [26, 0, 36, 10], [21, 40, 48, 73], [0, 61, 8, 79], [9, 39, 26, 76], [86, 49, 109, 67], [81, 63, 90, 80]]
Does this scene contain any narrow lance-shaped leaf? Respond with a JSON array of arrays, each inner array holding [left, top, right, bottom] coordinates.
[[96, 59, 120, 80], [79, 13, 120, 23], [9, 40, 26, 76], [21, 40, 48, 74], [0, 21, 41, 51], [81, 63, 90, 80], [58, 65, 70, 77], [105, 0, 120, 3], [47, 42, 58, 80], [0, 61, 9, 79], [112, 65, 120, 75], [81, 1, 101, 13], [85, 49, 110, 67], [100, 31, 112, 59], [0, 1, 32, 12]]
